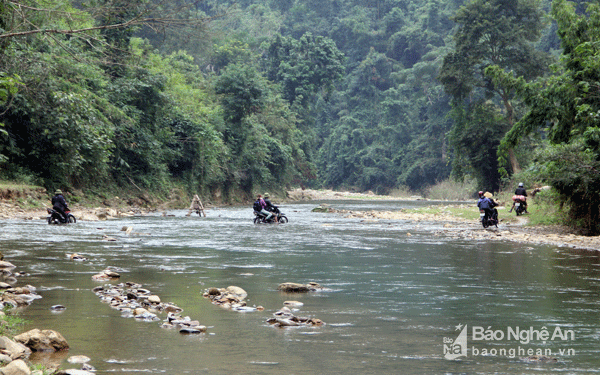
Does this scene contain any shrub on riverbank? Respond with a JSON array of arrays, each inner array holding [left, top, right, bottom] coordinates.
[[0, 308, 25, 337]]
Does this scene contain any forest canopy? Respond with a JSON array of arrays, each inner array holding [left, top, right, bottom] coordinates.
[[1, 0, 599, 231]]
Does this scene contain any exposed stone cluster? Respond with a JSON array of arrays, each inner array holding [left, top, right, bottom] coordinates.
[[93, 282, 208, 334], [75, 208, 140, 222], [0, 261, 41, 309], [266, 301, 325, 328], [0, 329, 75, 375], [93, 282, 185, 321], [277, 282, 325, 293], [203, 286, 264, 312], [91, 268, 121, 281], [160, 312, 207, 334]]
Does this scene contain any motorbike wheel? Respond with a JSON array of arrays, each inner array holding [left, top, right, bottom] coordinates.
[[482, 218, 489, 229], [47, 216, 53, 224], [67, 214, 76, 224], [254, 217, 262, 224], [278, 216, 288, 224]]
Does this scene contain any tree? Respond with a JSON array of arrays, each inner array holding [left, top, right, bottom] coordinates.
[[439, 0, 548, 186], [214, 63, 306, 192], [493, 0, 600, 234], [0, 72, 20, 164], [263, 32, 345, 108], [0, 0, 213, 41], [448, 102, 505, 192]]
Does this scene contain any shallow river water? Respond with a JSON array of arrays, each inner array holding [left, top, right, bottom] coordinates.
[[1, 200, 600, 374]]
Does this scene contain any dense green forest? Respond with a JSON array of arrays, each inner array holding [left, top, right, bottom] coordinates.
[[2, 0, 600, 232]]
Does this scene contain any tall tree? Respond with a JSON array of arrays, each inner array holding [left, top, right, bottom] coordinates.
[[263, 32, 345, 109], [439, 0, 548, 188], [492, 0, 600, 234]]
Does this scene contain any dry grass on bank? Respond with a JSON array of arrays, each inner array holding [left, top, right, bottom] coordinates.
[[423, 178, 477, 201]]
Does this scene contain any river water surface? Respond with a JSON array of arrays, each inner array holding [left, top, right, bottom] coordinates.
[[1, 200, 600, 374]]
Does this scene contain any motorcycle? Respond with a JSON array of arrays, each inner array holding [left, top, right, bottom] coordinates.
[[512, 195, 526, 216], [480, 209, 498, 228], [47, 208, 76, 224], [253, 210, 288, 224]]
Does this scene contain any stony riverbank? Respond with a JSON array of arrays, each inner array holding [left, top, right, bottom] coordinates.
[[294, 187, 600, 252], [311, 202, 600, 252], [1, 187, 599, 252]]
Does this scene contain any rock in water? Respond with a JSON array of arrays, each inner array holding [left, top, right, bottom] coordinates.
[[13, 329, 69, 352]]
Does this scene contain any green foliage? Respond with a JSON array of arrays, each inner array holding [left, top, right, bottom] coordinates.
[[440, 0, 549, 187], [424, 177, 478, 201], [523, 187, 568, 227], [498, 0, 600, 234], [0, 72, 20, 162], [263, 32, 345, 108], [215, 64, 266, 125], [534, 140, 600, 234], [214, 63, 306, 191], [0, 38, 117, 187], [211, 40, 253, 72], [5, 0, 596, 219], [448, 102, 505, 191], [0, 308, 25, 337]]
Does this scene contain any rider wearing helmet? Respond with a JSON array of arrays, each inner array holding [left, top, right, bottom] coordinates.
[[253, 194, 274, 222], [263, 193, 279, 222], [51, 189, 69, 222], [263, 193, 279, 214], [510, 182, 528, 213]]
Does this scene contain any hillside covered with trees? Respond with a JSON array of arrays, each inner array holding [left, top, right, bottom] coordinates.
[[2, 0, 600, 233]]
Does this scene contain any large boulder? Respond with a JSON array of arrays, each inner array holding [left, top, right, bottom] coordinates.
[[13, 329, 69, 352], [0, 336, 31, 359], [225, 286, 247, 301], [278, 282, 325, 293], [278, 283, 310, 293], [0, 262, 16, 271], [0, 359, 30, 375]]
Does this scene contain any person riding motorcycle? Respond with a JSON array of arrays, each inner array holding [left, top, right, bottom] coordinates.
[[253, 194, 274, 222], [51, 189, 69, 223], [509, 182, 529, 213], [263, 192, 279, 222], [263, 193, 280, 214], [477, 191, 498, 222]]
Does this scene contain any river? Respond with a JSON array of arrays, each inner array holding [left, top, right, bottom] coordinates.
[[1, 200, 599, 374]]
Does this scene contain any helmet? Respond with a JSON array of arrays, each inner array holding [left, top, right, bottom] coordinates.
[[55, 189, 62, 195], [518, 182, 524, 187], [264, 192, 270, 198], [478, 191, 484, 197]]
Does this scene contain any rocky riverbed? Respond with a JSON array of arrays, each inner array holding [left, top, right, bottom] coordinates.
[[312, 202, 600, 252], [2, 187, 600, 252], [292, 187, 600, 252]]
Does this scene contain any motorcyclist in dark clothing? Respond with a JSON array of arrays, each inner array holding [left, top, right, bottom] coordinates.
[[52, 189, 69, 223], [263, 192, 279, 222], [263, 193, 280, 214], [477, 191, 498, 221], [509, 182, 528, 213], [254, 194, 274, 222]]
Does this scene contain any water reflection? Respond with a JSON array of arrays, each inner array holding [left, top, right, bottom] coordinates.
[[0, 201, 599, 374]]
